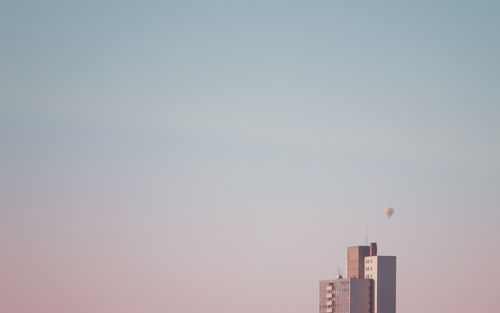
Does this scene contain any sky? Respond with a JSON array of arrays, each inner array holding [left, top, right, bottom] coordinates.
[[1, 1, 499, 313]]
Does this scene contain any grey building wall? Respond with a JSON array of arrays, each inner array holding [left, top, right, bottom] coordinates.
[[365, 256, 396, 313], [319, 278, 372, 313], [350, 279, 373, 313]]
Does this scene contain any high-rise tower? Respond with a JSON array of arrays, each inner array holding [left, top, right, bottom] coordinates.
[[365, 256, 396, 313], [320, 242, 395, 313], [347, 242, 377, 279], [319, 278, 372, 313]]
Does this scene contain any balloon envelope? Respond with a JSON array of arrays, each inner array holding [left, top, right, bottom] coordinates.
[[384, 207, 394, 218]]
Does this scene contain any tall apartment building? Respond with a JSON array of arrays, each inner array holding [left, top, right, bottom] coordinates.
[[319, 243, 396, 313], [347, 243, 377, 279], [319, 278, 372, 313], [365, 256, 396, 313]]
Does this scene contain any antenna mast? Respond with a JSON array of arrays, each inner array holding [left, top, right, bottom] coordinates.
[[365, 229, 369, 246], [337, 268, 343, 279]]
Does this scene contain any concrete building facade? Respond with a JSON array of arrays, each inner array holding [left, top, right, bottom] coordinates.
[[365, 256, 396, 313], [347, 246, 370, 279], [347, 243, 378, 279], [320, 243, 396, 313], [319, 278, 372, 313]]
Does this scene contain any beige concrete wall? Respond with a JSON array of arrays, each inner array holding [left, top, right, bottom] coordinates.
[[347, 246, 370, 279]]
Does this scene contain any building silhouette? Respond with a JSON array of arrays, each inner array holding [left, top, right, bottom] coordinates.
[[319, 243, 396, 313], [365, 255, 396, 313]]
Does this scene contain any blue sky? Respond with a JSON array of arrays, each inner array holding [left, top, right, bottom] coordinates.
[[1, 1, 499, 313]]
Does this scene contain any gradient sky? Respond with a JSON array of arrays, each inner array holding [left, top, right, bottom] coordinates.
[[1, 1, 499, 313]]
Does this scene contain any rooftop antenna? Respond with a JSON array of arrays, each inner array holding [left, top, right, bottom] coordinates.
[[337, 268, 343, 279], [365, 228, 369, 246]]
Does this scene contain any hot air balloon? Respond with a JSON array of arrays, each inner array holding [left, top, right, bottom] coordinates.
[[384, 207, 394, 219]]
